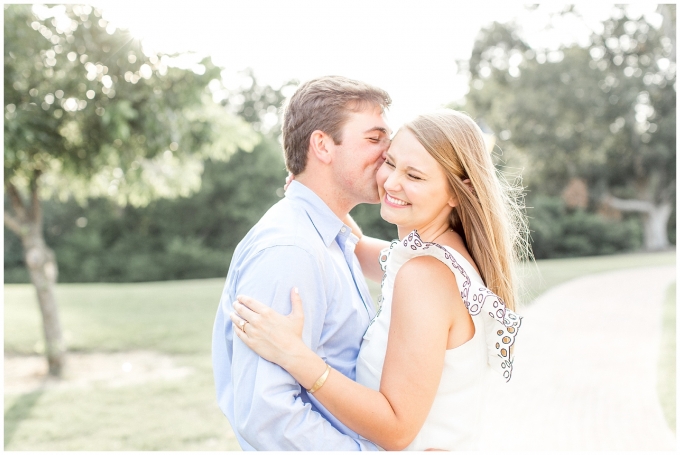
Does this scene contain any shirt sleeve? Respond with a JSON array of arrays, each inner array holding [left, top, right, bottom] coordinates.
[[221, 244, 378, 451]]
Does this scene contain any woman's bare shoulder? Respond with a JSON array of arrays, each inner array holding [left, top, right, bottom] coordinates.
[[397, 255, 454, 278], [439, 233, 481, 277], [394, 255, 460, 304]]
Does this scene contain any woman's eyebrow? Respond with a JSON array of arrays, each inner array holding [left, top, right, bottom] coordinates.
[[385, 153, 426, 175], [406, 165, 425, 175]]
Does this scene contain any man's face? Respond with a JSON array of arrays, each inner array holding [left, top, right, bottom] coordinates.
[[332, 106, 391, 205]]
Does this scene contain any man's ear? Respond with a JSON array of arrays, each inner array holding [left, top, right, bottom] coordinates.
[[309, 130, 333, 165]]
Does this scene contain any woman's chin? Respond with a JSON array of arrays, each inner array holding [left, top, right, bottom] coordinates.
[[379, 205, 401, 226]]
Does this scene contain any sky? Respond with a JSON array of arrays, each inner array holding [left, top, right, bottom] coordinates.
[[86, 1, 661, 130]]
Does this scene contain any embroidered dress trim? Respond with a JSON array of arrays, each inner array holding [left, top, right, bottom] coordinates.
[[377, 230, 522, 381]]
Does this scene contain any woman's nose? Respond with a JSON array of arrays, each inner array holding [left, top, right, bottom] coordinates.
[[383, 170, 401, 193]]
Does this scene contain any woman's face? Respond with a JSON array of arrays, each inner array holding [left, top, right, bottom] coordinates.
[[376, 129, 456, 234]]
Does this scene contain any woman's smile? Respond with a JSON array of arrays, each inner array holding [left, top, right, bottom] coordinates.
[[376, 129, 457, 240], [384, 193, 410, 207]]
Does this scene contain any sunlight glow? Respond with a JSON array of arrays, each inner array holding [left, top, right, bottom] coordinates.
[[89, 1, 661, 130]]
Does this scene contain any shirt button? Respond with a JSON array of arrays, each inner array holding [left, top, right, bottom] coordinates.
[[341, 227, 346, 233]]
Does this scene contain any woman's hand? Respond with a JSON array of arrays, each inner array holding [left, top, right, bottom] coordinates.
[[231, 288, 306, 369], [284, 172, 295, 191], [342, 213, 363, 241]]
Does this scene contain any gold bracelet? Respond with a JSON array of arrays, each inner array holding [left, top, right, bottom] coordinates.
[[307, 364, 331, 394]]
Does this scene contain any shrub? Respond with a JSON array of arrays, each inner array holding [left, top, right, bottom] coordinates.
[[528, 196, 643, 259]]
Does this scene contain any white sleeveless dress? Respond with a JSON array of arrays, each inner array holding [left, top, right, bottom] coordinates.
[[356, 231, 522, 451]]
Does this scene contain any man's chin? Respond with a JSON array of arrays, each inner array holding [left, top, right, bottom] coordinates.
[[365, 191, 381, 204]]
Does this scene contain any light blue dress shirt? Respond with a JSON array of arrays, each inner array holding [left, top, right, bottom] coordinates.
[[212, 181, 378, 451]]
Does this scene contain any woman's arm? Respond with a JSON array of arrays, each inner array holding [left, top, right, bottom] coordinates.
[[343, 213, 390, 282], [232, 256, 460, 450]]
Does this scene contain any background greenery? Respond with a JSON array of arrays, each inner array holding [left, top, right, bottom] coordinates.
[[457, 8, 676, 253], [5, 7, 675, 283]]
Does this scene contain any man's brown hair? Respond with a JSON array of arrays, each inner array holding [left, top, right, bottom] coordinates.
[[281, 76, 391, 175]]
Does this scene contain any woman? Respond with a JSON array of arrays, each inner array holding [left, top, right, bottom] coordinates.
[[231, 109, 528, 450]]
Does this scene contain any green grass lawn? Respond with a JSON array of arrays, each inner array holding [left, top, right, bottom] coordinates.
[[4, 279, 240, 451], [4, 249, 675, 450], [5, 279, 227, 356], [4, 354, 241, 450]]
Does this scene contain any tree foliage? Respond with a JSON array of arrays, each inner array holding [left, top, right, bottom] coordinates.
[[459, 5, 675, 252], [5, 136, 289, 283], [5, 4, 257, 207]]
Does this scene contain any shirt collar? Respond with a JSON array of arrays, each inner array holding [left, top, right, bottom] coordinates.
[[285, 181, 345, 247]]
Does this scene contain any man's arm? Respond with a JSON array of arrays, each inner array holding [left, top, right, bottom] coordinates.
[[219, 245, 377, 451]]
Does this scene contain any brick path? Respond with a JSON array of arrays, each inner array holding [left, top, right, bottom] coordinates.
[[480, 265, 676, 451]]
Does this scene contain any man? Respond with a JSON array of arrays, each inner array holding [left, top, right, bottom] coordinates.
[[212, 76, 392, 450]]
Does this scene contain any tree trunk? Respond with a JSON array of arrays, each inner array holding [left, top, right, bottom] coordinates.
[[21, 224, 64, 376], [605, 196, 673, 251], [642, 202, 672, 251], [5, 179, 65, 377]]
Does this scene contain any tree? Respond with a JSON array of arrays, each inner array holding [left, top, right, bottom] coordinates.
[[460, 5, 675, 250], [4, 4, 258, 376], [3, 70, 298, 285]]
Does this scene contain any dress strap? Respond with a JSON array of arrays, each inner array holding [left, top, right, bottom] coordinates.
[[380, 230, 522, 382]]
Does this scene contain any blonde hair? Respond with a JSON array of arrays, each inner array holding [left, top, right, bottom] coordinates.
[[404, 109, 530, 311]]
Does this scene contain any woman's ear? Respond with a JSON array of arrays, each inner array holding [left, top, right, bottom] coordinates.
[[309, 130, 333, 165], [449, 179, 475, 207], [462, 178, 476, 196]]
